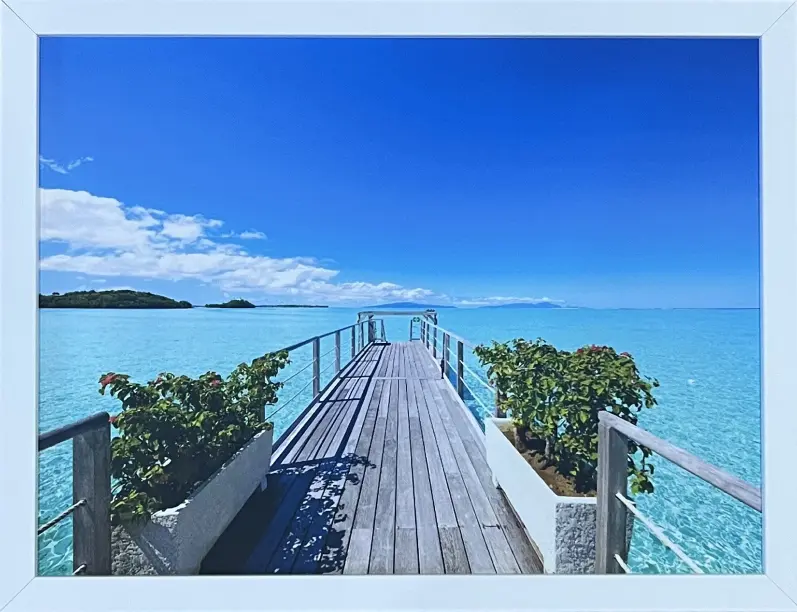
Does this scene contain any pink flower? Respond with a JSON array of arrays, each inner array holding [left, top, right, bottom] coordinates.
[[100, 373, 117, 388], [620, 352, 630, 357], [210, 379, 221, 387], [109, 415, 118, 424]]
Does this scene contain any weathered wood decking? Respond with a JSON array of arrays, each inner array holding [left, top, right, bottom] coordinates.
[[201, 341, 542, 575]]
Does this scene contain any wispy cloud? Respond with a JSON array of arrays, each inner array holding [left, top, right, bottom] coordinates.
[[238, 230, 267, 240], [221, 230, 268, 240], [39, 156, 94, 175]]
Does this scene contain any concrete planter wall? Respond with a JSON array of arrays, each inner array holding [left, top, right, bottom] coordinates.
[[485, 417, 631, 574], [112, 427, 273, 575]]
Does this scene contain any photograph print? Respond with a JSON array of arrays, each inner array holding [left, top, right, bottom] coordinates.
[[37, 36, 761, 577]]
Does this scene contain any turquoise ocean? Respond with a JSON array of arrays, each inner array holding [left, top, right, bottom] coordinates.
[[38, 307, 762, 575]]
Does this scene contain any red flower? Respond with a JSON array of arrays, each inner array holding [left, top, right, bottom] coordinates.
[[576, 348, 584, 354], [100, 373, 117, 388], [210, 379, 221, 387], [109, 415, 118, 424]]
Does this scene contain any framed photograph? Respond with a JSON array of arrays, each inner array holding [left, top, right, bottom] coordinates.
[[1, 1, 796, 610]]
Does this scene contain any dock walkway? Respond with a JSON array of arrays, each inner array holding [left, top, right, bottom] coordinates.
[[201, 341, 543, 575]]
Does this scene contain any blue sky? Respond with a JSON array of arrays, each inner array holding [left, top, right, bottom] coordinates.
[[39, 37, 760, 308]]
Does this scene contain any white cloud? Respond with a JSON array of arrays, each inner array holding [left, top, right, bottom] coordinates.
[[160, 214, 223, 243], [39, 188, 563, 307], [238, 230, 267, 240], [38, 188, 439, 304], [40, 156, 94, 175]]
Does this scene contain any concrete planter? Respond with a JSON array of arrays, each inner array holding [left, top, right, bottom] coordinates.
[[112, 427, 273, 575], [485, 417, 631, 574]]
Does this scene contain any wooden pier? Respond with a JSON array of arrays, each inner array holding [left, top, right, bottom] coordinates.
[[201, 341, 543, 575]]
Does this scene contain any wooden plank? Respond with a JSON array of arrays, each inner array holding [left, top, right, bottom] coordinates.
[[394, 527, 419, 574], [445, 473, 494, 573], [319, 375, 382, 574], [342, 379, 390, 574], [482, 526, 521, 574], [370, 379, 399, 574], [406, 375, 444, 574], [243, 466, 315, 572], [395, 379, 415, 529], [290, 378, 375, 574], [429, 380, 542, 573], [423, 384, 498, 528], [265, 465, 333, 572], [376, 345, 389, 377], [439, 527, 470, 574], [293, 387, 349, 463], [412, 380, 458, 529], [352, 381, 390, 531], [322, 378, 368, 459], [417, 380, 459, 475], [343, 528, 372, 575], [278, 376, 354, 465]]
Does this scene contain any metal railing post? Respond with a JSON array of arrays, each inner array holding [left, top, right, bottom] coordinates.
[[456, 340, 464, 398], [595, 419, 629, 574], [334, 331, 341, 372], [72, 422, 112, 575], [312, 337, 321, 397], [433, 326, 438, 358], [381, 319, 386, 342], [442, 332, 449, 379], [351, 326, 356, 358]]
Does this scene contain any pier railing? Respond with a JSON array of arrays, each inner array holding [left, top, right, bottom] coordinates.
[[37, 316, 386, 575], [38, 412, 112, 575], [414, 314, 763, 575], [265, 318, 386, 437], [595, 411, 762, 574]]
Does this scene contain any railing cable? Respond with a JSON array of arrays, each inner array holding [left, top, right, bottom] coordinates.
[[615, 492, 704, 574], [38, 500, 86, 536], [266, 377, 315, 420]]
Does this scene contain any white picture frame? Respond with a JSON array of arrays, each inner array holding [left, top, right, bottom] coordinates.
[[1, 1, 795, 610]]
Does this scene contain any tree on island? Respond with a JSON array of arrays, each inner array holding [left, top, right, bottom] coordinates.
[[205, 298, 256, 309], [39, 290, 192, 309]]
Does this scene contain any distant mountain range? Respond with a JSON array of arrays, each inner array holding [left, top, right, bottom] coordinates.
[[366, 302, 454, 309], [366, 301, 564, 310], [481, 302, 563, 309]]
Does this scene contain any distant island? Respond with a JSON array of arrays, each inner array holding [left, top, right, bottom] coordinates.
[[205, 299, 256, 308], [39, 290, 193, 309], [256, 304, 329, 308], [481, 302, 563, 309], [367, 302, 454, 309]]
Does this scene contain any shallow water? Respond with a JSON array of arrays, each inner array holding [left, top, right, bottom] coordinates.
[[38, 307, 761, 575]]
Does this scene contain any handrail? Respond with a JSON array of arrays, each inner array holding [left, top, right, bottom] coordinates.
[[38, 316, 386, 577], [416, 317, 762, 575], [599, 411, 761, 512], [39, 411, 111, 451], [595, 410, 762, 574], [38, 411, 111, 575]]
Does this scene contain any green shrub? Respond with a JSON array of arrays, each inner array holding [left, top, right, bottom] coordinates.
[[99, 351, 289, 524], [475, 339, 659, 495]]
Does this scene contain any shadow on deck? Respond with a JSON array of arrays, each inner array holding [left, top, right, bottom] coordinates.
[[201, 342, 542, 575]]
